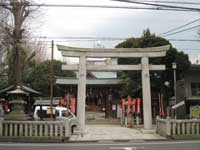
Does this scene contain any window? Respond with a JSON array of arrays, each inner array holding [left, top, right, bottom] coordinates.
[[55, 110, 59, 117], [191, 83, 200, 96]]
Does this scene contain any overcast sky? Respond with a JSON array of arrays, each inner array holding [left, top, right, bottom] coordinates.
[[34, 0, 200, 63]]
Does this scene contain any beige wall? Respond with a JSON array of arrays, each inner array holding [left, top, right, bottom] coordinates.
[[184, 71, 200, 98]]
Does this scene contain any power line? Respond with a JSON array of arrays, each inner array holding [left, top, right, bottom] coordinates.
[[10, 36, 200, 42], [6, 38, 200, 52], [162, 24, 200, 37], [158, 17, 200, 36], [140, 0, 200, 5], [36, 36, 200, 42], [0, 3, 197, 12], [167, 39, 200, 42], [3, 35, 200, 42], [180, 49, 200, 51], [34, 40, 200, 51], [35, 36, 127, 40], [112, 0, 200, 12]]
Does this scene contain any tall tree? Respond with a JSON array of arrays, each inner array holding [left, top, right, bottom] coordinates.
[[23, 60, 76, 96], [0, 0, 38, 86], [116, 29, 191, 100], [0, 0, 9, 73]]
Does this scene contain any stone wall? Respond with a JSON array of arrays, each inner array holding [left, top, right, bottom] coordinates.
[[0, 120, 72, 142], [156, 116, 200, 139]]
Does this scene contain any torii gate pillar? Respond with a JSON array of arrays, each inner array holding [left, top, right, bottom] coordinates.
[[77, 55, 86, 132], [141, 57, 152, 130]]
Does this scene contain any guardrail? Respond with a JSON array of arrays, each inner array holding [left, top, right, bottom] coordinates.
[[156, 116, 200, 137], [0, 119, 71, 141]]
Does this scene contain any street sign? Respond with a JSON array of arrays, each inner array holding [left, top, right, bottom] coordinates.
[[172, 101, 185, 109]]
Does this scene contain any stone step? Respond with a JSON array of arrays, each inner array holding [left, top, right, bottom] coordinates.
[[86, 111, 105, 120], [86, 118, 121, 125], [86, 111, 121, 125], [86, 119, 111, 125]]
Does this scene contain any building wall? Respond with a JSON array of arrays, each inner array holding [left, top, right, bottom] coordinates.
[[184, 71, 200, 98]]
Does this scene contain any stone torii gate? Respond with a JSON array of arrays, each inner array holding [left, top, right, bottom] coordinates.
[[57, 45, 170, 132]]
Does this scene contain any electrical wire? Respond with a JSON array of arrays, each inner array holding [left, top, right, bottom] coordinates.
[[139, 0, 200, 5], [0, 2, 197, 12], [158, 17, 200, 36], [112, 0, 200, 12], [35, 36, 127, 40], [180, 49, 200, 51], [161, 24, 200, 37], [3, 36, 200, 42], [39, 38, 200, 43], [167, 39, 200, 42]]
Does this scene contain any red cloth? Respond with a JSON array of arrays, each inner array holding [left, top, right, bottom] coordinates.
[[121, 99, 126, 113], [60, 98, 65, 105], [132, 99, 137, 114], [71, 98, 76, 114], [3, 100, 8, 113], [127, 97, 132, 115], [137, 98, 141, 114], [65, 95, 70, 106]]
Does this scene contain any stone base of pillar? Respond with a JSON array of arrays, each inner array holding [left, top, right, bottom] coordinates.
[[73, 130, 87, 137], [141, 129, 156, 134]]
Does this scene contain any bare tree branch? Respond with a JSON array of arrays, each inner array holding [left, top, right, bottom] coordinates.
[[0, 0, 44, 85], [1, 4, 12, 12]]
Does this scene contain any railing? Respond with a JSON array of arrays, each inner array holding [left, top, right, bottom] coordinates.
[[156, 116, 200, 137], [0, 120, 71, 141]]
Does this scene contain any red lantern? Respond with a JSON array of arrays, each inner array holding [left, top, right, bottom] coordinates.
[[161, 94, 165, 117], [127, 97, 132, 115], [65, 95, 70, 107], [3, 100, 9, 113], [137, 98, 141, 114], [59, 98, 65, 106], [71, 98, 76, 114], [132, 99, 137, 114], [121, 99, 126, 114]]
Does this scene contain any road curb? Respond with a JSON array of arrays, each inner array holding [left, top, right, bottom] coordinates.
[[66, 138, 171, 143], [0, 137, 172, 143]]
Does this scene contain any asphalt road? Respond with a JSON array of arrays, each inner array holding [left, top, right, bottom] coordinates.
[[0, 140, 200, 150]]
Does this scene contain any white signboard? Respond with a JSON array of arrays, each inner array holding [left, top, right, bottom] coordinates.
[[112, 105, 117, 111], [172, 101, 185, 109]]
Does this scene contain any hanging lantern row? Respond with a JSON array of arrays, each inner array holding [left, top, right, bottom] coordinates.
[[121, 97, 142, 115]]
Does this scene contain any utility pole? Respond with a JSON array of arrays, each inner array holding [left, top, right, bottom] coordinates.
[[50, 40, 54, 118], [172, 62, 177, 119]]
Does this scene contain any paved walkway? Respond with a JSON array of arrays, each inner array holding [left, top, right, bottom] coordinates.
[[69, 125, 166, 142]]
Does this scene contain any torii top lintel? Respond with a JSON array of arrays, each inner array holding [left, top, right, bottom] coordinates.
[[57, 45, 170, 58]]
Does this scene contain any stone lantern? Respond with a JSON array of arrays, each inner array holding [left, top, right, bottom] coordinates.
[[5, 86, 28, 120]]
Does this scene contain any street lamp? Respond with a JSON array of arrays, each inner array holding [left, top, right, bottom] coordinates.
[[164, 81, 171, 117], [172, 62, 177, 119]]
